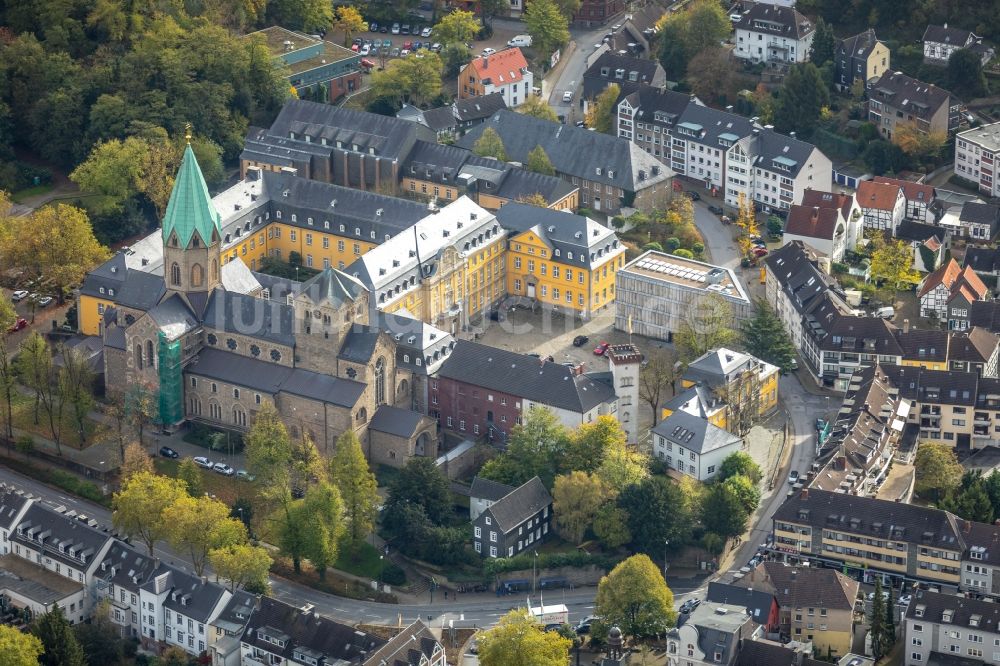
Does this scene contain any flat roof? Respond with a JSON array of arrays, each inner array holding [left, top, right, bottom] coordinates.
[[248, 26, 321, 55], [286, 42, 357, 75], [0, 554, 83, 605], [620, 250, 751, 303], [959, 121, 1000, 152]]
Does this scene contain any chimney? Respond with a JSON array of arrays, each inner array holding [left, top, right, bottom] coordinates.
[[903, 319, 910, 334], [790, 131, 796, 139], [965, 520, 972, 533], [575, 363, 586, 376], [800, 489, 809, 500], [812, 206, 819, 220]]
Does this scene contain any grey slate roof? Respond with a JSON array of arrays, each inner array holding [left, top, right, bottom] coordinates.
[[421, 106, 458, 132], [159, 567, 228, 623], [492, 167, 577, 204], [923, 25, 976, 46], [905, 589, 1000, 632], [706, 582, 776, 626], [494, 203, 621, 261], [115, 270, 166, 311], [376, 310, 455, 375], [12, 503, 112, 570], [97, 540, 169, 594], [0, 554, 83, 606], [79, 253, 128, 299], [241, 597, 384, 662], [751, 127, 819, 179], [368, 404, 429, 438], [960, 202, 1000, 234], [837, 29, 882, 61], [404, 140, 470, 186], [968, 300, 1000, 333], [299, 267, 366, 309], [0, 486, 30, 531], [673, 103, 755, 152], [620, 84, 695, 127], [470, 476, 515, 502], [820, 315, 902, 356], [948, 327, 998, 363], [880, 364, 979, 406], [869, 72, 957, 122], [896, 220, 945, 244], [279, 367, 366, 408], [105, 326, 126, 350], [582, 52, 665, 100], [485, 476, 553, 533], [453, 93, 507, 122], [456, 110, 670, 193], [338, 326, 382, 364], [736, 3, 814, 40], [363, 619, 440, 666], [652, 410, 741, 455], [147, 294, 199, 341], [214, 589, 256, 635], [964, 246, 1000, 273], [438, 340, 617, 413], [202, 290, 295, 347]]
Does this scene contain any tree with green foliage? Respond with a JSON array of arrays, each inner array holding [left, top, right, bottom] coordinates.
[[585, 84, 621, 134], [267, 0, 333, 32], [640, 347, 681, 426], [524, 0, 570, 57], [0, 334, 16, 443], [301, 482, 346, 581], [947, 49, 989, 100], [479, 406, 570, 488], [441, 42, 473, 77], [810, 18, 836, 68], [434, 9, 480, 45], [477, 609, 572, 666], [59, 345, 95, 445], [869, 578, 890, 659], [870, 234, 920, 293], [593, 504, 631, 549], [333, 6, 366, 47], [209, 542, 272, 593], [371, 53, 445, 107], [618, 476, 693, 555], [32, 604, 86, 666], [884, 583, 896, 645], [472, 126, 509, 161], [328, 430, 379, 546], [595, 554, 677, 639], [74, 599, 125, 665], [386, 456, 452, 524], [773, 63, 829, 138], [596, 443, 650, 495], [723, 475, 761, 515], [718, 451, 763, 485], [245, 404, 294, 502], [553, 471, 608, 543], [566, 415, 626, 474], [675, 293, 738, 363], [518, 96, 559, 123], [941, 471, 996, 523], [864, 140, 909, 176], [163, 494, 247, 576], [112, 471, 186, 555], [741, 299, 797, 371], [702, 482, 749, 539], [0, 625, 43, 666], [526, 145, 556, 175], [177, 456, 204, 497], [657, 0, 731, 79], [276, 499, 310, 574], [915, 442, 964, 503]]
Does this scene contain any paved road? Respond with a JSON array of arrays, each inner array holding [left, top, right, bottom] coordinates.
[[546, 25, 613, 122]]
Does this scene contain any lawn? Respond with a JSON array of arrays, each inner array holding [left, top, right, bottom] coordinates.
[[336, 541, 389, 579], [153, 458, 253, 507], [10, 390, 105, 450], [11, 183, 54, 203]]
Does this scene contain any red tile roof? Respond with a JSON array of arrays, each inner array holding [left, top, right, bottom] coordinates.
[[784, 204, 841, 240], [801, 190, 854, 220], [957, 265, 989, 300], [919, 258, 961, 298], [873, 176, 935, 204], [857, 180, 902, 211], [919, 259, 989, 301], [469, 48, 529, 87]]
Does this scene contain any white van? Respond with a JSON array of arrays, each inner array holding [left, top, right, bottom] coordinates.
[[875, 306, 895, 319], [507, 34, 533, 48]]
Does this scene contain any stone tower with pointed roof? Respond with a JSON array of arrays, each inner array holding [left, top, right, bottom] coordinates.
[[293, 267, 370, 374], [162, 142, 223, 310]]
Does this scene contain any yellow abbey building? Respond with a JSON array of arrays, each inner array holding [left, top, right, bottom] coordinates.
[[495, 203, 625, 317]]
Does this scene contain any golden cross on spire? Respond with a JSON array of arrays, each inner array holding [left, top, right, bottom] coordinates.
[[184, 123, 192, 143]]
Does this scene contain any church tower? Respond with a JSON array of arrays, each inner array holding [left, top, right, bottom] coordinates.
[[162, 136, 222, 307]]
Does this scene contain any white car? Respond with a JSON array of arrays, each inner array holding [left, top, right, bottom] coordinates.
[[11, 290, 28, 302], [421, 27, 432, 38], [212, 462, 235, 476], [359, 44, 370, 55], [193, 456, 213, 469], [481, 47, 496, 57], [562, 90, 573, 103], [36, 296, 53, 307]]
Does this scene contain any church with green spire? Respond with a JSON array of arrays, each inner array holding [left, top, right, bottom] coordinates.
[[78, 142, 439, 464]]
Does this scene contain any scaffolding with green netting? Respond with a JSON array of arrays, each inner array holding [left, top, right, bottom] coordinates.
[[157, 331, 184, 425]]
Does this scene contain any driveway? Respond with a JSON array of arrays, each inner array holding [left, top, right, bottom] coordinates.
[[546, 25, 615, 122]]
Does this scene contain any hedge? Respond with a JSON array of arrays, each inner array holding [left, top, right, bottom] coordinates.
[[484, 550, 622, 577]]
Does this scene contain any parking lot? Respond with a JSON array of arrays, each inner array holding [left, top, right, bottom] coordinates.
[[3, 286, 68, 345]]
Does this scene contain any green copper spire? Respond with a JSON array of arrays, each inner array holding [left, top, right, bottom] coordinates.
[[161, 141, 221, 247]]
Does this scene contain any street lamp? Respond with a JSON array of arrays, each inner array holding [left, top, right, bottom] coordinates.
[[663, 540, 670, 578], [378, 554, 384, 591], [532, 551, 539, 595]]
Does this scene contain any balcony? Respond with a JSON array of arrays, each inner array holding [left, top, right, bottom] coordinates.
[[920, 406, 942, 416]]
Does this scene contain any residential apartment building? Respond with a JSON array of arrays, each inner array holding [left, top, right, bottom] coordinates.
[[457, 110, 672, 215], [240, 100, 435, 193], [734, 562, 858, 658], [816, 315, 902, 392], [363, 619, 446, 666], [867, 72, 962, 141], [733, 3, 815, 66], [582, 52, 665, 107], [666, 602, 755, 666], [615, 250, 753, 342], [572, 0, 626, 28], [783, 192, 861, 262], [922, 24, 995, 66], [904, 591, 1000, 666], [652, 410, 742, 481], [347, 197, 507, 332], [400, 140, 578, 212], [834, 29, 890, 92], [471, 477, 553, 558], [856, 179, 906, 232], [431, 340, 635, 442], [458, 48, 533, 108], [495, 203, 625, 317], [955, 122, 1000, 197], [247, 27, 361, 103]]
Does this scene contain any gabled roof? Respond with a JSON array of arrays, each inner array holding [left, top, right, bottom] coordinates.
[[735, 641, 827, 666], [12, 503, 113, 570], [470, 476, 515, 502], [494, 203, 622, 265], [299, 268, 366, 309], [784, 204, 841, 241], [964, 246, 1000, 274], [162, 144, 222, 248], [880, 363, 979, 406], [0, 486, 31, 531], [453, 93, 507, 122], [620, 84, 695, 126], [869, 72, 957, 120], [337, 325, 382, 364], [905, 590, 1000, 633], [918, 258, 962, 298], [969, 300, 1000, 333], [895, 220, 945, 245], [202, 290, 295, 347], [800, 190, 855, 220], [837, 29, 883, 60], [736, 3, 814, 40], [820, 316, 902, 356], [948, 327, 998, 363], [750, 128, 820, 179], [662, 384, 724, 419], [467, 47, 529, 87], [147, 294, 198, 341], [438, 340, 617, 413], [750, 562, 857, 612], [420, 106, 457, 132], [483, 477, 553, 533], [895, 328, 949, 362], [363, 620, 440, 666], [857, 179, 902, 211], [960, 202, 1000, 236], [368, 405, 430, 438], [114, 269, 166, 311], [955, 265, 989, 301], [706, 582, 776, 626], [762, 241, 843, 319], [685, 348, 772, 385], [456, 110, 671, 192], [582, 52, 665, 99], [652, 410, 741, 456], [873, 176, 936, 204], [922, 24, 976, 46]]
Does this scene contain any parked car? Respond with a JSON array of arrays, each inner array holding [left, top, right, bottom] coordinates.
[[575, 120, 585, 127], [707, 205, 724, 216], [391, 23, 400, 34], [6, 318, 27, 334], [11, 290, 28, 302], [683, 190, 701, 201], [352, 37, 363, 46], [359, 44, 370, 55], [236, 469, 255, 481], [751, 247, 769, 258], [400, 24, 410, 34], [382, 39, 392, 49], [193, 456, 213, 469], [351, 43, 360, 52], [430, 42, 442, 52], [788, 470, 800, 484], [572, 335, 589, 347], [212, 462, 235, 476], [679, 599, 701, 614], [898, 594, 912, 606], [400, 48, 410, 57], [158, 446, 179, 459], [369, 21, 378, 32], [481, 47, 496, 56], [402, 40, 412, 50], [390, 47, 400, 57], [379, 24, 388, 33], [421, 26, 432, 37], [562, 90, 573, 103], [575, 616, 599, 634], [593, 341, 611, 356], [360, 58, 376, 69], [412, 40, 422, 50], [866, 590, 891, 601]]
